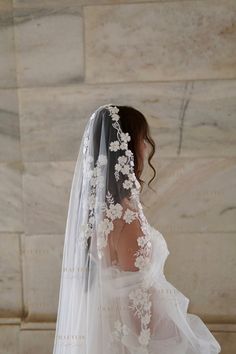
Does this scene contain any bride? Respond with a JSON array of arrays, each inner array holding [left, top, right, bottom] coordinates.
[[52, 104, 221, 354]]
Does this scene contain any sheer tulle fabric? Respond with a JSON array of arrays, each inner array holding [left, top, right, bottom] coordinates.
[[52, 104, 221, 354]]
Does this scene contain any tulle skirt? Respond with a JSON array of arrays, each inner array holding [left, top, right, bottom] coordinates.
[[100, 225, 221, 354]]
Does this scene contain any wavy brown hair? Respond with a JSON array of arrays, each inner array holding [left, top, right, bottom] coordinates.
[[117, 105, 157, 192]]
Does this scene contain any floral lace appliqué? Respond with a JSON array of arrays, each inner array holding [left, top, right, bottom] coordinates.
[[81, 104, 153, 352]]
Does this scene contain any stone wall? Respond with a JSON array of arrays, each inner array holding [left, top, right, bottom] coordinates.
[[0, 0, 235, 353]]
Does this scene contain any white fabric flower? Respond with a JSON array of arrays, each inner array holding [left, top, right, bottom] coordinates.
[[128, 172, 136, 181], [138, 328, 150, 346], [122, 324, 129, 336], [123, 209, 137, 224], [109, 141, 120, 151], [141, 313, 151, 326], [120, 142, 128, 150], [115, 163, 122, 172], [97, 154, 107, 165], [135, 255, 149, 270], [123, 179, 133, 189], [108, 106, 120, 121], [106, 203, 123, 220], [121, 132, 131, 142], [111, 113, 120, 121], [88, 194, 96, 209], [118, 156, 127, 165], [98, 218, 114, 236], [121, 165, 130, 175], [137, 236, 147, 247], [97, 235, 107, 249], [125, 149, 133, 157]]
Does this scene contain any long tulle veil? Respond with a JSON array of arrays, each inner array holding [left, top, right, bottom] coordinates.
[[52, 103, 221, 354]]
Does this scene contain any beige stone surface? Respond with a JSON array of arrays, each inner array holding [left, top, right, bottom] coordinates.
[[23, 161, 75, 234], [18, 82, 184, 162], [0, 233, 22, 317], [0, 162, 23, 232], [19, 329, 55, 354], [0, 89, 21, 162], [213, 331, 236, 354], [13, 1, 84, 87], [22, 234, 64, 321], [0, 325, 19, 354], [180, 80, 236, 157], [85, 1, 236, 83], [163, 232, 236, 322], [143, 157, 236, 233], [0, 0, 17, 88]]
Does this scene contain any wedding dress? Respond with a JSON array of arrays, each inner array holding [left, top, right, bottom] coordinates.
[[52, 104, 221, 354]]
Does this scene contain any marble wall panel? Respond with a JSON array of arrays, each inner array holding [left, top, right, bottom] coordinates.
[[0, 0, 17, 88], [0, 162, 23, 232], [19, 329, 55, 354], [23, 161, 75, 235], [13, 1, 84, 87], [213, 331, 236, 354], [18, 82, 186, 162], [0, 89, 21, 162], [22, 234, 64, 321], [0, 325, 19, 354], [0, 233, 22, 317], [163, 232, 236, 322], [180, 80, 236, 157], [143, 157, 236, 233], [84, 1, 236, 83]]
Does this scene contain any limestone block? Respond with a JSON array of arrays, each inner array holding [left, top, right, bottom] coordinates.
[[0, 233, 22, 317], [181, 80, 236, 157], [19, 82, 185, 162], [20, 329, 55, 354], [84, 1, 236, 82], [163, 232, 236, 322], [22, 234, 64, 321], [0, 162, 23, 232], [23, 161, 74, 234], [144, 157, 236, 233], [0, 0, 16, 88], [0, 325, 19, 354], [213, 331, 236, 354], [0, 89, 21, 161], [13, 1, 84, 87]]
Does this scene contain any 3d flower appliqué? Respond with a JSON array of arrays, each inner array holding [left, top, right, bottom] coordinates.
[[106, 203, 123, 220], [112, 319, 130, 342], [109, 141, 120, 151], [123, 209, 138, 224], [128, 286, 152, 349], [123, 179, 133, 190]]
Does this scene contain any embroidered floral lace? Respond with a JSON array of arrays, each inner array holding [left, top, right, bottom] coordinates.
[[52, 104, 221, 354]]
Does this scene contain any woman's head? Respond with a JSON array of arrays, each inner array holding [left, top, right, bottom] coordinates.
[[92, 104, 157, 205], [117, 105, 156, 192]]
